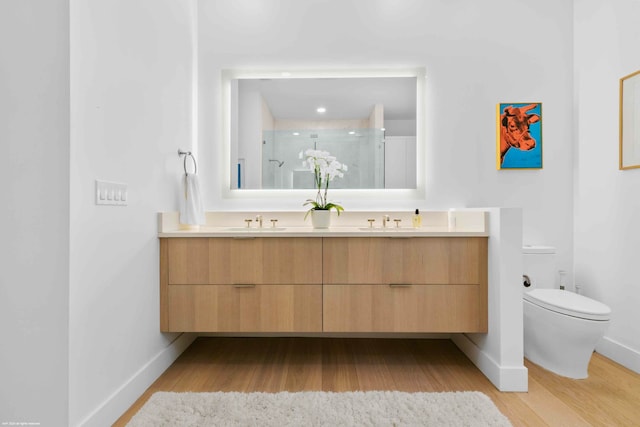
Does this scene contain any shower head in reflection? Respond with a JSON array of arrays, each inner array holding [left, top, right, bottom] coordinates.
[[269, 159, 285, 167]]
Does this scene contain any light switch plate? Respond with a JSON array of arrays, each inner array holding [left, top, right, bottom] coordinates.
[[96, 180, 128, 206]]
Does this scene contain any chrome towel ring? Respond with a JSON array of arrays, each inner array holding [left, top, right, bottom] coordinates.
[[178, 149, 197, 175]]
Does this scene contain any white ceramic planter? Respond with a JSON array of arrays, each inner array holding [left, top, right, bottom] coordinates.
[[311, 210, 331, 229]]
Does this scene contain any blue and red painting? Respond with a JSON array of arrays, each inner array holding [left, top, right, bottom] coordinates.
[[497, 103, 542, 169]]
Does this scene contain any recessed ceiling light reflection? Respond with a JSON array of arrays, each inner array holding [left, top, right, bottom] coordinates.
[[292, 132, 300, 136], [348, 131, 355, 135], [316, 107, 326, 113]]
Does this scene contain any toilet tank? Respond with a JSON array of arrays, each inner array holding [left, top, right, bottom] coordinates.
[[523, 245, 556, 291]]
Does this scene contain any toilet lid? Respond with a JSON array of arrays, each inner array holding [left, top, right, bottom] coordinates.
[[524, 289, 611, 321]]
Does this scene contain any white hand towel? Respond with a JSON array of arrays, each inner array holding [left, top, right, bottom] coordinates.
[[179, 173, 205, 225]]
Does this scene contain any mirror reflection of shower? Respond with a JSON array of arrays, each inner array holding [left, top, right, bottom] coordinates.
[[263, 128, 387, 189], [255, 127, 416, 189], [264, 158, 286, 188]]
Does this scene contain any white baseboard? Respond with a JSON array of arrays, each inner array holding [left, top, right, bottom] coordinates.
[[596, 336, 640, 374], [451, 334, 528, 392], [77, 333, 197, 427]]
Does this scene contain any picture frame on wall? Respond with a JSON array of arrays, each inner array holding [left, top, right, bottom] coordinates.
[[496, 103, 543, 169], [620, 70, 640, 170]]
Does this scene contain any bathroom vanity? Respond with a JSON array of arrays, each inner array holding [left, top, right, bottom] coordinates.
[[158, 211, 489, 335]]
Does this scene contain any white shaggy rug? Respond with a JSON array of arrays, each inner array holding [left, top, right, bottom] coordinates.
[[126, 391, 512, 426]]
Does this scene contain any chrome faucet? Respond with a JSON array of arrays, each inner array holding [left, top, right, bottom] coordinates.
[[382, 215, 390, 228], [255, 214, 263, 228]]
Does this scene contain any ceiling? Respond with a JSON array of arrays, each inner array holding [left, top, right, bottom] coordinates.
[[240, 76, 417, 121]]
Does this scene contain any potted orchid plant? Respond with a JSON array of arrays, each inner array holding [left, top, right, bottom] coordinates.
[[300, 149, 347, 227]]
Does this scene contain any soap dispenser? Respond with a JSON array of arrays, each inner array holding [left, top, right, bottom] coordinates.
[[412, 209, 422, 228]]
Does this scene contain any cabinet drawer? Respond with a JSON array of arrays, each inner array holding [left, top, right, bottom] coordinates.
[[167, 238, 322, 285], [323, 284, 487, 333], [323, 237, 487, 285], [167, 284, 322, 332]]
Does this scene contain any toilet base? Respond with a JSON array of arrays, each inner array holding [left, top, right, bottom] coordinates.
[[524, 300, 609, 379]]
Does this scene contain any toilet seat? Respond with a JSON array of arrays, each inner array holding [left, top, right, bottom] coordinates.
[[524, 289, 611, 321]]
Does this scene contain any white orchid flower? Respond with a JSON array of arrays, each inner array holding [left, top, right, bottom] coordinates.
[[301, 147, 348, 217]]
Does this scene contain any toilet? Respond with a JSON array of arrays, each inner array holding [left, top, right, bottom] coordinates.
[[522, 246, 611, 379]]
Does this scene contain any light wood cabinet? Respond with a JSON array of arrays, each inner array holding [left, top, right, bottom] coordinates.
[[167, 237, 322, 285], [160, 236, 488, 334], [323, 237, 488, 333], [323, 284, 484, 332], [323, 237, 484, 285], [161, 237, 323, 332], [167, 284, 322, 332]]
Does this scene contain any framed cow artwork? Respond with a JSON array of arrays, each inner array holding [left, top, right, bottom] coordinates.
[[496, 102, 543, 169]]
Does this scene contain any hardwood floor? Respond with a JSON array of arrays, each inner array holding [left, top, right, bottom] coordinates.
[[114, 337, 640, 426]]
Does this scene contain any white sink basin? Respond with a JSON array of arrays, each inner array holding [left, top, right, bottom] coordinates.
[[225, 227, 287, 232], [357, 227, 414, 231]]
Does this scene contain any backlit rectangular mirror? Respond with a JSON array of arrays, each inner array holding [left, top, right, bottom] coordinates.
[[223, 68, 424, 191]]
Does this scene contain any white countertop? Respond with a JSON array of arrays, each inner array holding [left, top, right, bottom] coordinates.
[[159, 225, 488, 238], [157, 210, 489, 238]]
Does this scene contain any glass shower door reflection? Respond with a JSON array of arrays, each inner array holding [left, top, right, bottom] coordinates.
[[262, 128, 385, 189]]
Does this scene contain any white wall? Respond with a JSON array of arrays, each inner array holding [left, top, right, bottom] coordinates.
[[0, 1, 70, 425], [574, 0, 640, 372], [199, 0, 575, 281], [385, 136, 417, 189], [385, 119, 416, 137], [69, 0, 196, 424]]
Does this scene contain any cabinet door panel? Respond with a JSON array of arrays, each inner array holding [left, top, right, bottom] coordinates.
[[167, 284, 322, 332], [322, 237, 384, 284], [323, 237, 487, 285], [168, 238, 322, 285], [448, 238, 483, 285], [167, 238, 213, 284], [323, 284, 486, 333]]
